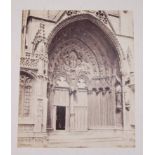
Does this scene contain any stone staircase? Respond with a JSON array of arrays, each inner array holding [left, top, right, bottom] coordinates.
[[47, 129, 135, 148]]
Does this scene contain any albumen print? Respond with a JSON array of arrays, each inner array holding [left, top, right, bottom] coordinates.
[[18, 10, 135, 148]]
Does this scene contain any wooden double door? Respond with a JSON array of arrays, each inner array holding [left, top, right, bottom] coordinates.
[[52, 87, 88, 131], [51, 86, 118, 131]]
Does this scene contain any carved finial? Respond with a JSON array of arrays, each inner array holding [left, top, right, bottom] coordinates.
[[96, 10, 108, 24]]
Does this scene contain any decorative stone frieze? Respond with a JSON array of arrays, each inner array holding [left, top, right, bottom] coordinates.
[[20, 57, 38, 70]]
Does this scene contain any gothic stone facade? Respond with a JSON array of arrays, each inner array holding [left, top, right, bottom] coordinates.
[[18, 10, 135, 147]]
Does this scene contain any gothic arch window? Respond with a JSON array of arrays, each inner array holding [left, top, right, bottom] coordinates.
[[19, 74, 33, 118]]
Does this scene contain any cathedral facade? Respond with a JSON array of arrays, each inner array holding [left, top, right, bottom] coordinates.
[[18, 10, 135, 147]]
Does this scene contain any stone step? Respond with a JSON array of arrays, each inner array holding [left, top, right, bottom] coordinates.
[[46, 130, 135, 147], [47, 137, 135, 148]]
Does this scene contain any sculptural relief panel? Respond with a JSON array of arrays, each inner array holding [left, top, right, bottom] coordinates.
[[48, 20, 121, 84], [48, 39, 100, 88]]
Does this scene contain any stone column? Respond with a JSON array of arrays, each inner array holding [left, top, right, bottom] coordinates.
[[33, 77, 43, 132], [52, 106, 56, 131], [34, 77, 42, 132], [127, 73, 135, 129], [129, 84, 135, 128], [121, 74, 128, 130], [47, 84, 54, 130], [42, 79, 48, 132], [34, 53, 48, 133], [122, 74, 135, 130], [69, 89, 76, 131], [34, 78, 48, 133]]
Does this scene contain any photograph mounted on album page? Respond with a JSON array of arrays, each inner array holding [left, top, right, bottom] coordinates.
[[11, 0, 142, 154]]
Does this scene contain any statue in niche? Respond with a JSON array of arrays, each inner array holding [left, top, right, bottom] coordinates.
[[69, 51, 78, 68], [115, 83, 122, 112], [61, 51, 71, 71], [60, 49, 81, 73], [55, 76, 69, 87], [124, 82, 130, 111], [77, 78, 87, 89]]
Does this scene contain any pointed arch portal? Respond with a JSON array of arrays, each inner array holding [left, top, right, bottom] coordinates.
[[47, 14, 124, 131]]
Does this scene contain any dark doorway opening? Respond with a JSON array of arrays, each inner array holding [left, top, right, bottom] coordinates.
[[56, 106, 66, 130]]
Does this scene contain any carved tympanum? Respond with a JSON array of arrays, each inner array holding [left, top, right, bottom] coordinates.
[[49, 41, 100, 89]]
